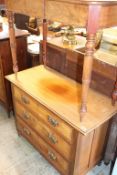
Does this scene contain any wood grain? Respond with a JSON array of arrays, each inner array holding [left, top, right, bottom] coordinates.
[[6, 65, 117, 135], [12, 85, 74, 144], [17, 117, 70, 175]]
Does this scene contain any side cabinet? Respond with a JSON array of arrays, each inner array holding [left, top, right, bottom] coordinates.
[[0, 36, 29, 116]]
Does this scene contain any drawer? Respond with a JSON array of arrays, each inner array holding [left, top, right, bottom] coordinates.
[[12, 85, 40, 114], [12, 85, 73, 144], [17, 117, 70, 175], [14, 101, 72, 161], [37, 103, 73, 144]]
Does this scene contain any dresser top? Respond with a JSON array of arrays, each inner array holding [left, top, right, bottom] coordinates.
[[6, 65, 117, 135]]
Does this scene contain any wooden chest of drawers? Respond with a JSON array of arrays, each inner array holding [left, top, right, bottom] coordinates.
[[7, 66, 117, 175]]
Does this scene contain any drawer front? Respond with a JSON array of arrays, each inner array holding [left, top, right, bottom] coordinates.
[[12, 85, 73, 144], [14, 101, 72, 161], [12, 85, 40, 114], [17, 117, 70, 175], [37, 103, 73, 144]]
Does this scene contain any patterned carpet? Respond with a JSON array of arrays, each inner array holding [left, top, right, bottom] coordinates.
[[0, 105, 110, 175]]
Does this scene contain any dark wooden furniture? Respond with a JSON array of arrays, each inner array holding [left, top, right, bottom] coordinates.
[[0, 28, 29, 116]]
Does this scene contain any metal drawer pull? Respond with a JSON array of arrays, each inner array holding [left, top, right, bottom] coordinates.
[[48, 116, 59, 127], [21, 96, 30, 104], [48, 133, 58, 144], [22, 111, 30, 120], [23, 128, 31, 135], [48, 151, 57, 161]]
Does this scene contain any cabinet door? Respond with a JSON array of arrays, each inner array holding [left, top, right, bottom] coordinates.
[[0, 57, 6, 103]]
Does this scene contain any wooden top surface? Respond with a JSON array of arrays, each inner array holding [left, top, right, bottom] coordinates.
[[6, 65, 117, 135]]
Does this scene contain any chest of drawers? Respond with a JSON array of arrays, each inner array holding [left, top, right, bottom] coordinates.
[[7, 65, 117, 175]]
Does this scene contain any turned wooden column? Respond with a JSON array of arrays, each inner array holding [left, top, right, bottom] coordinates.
[[80, 5, 101, 121], [43, 18, 47, 66], [42, 0, 47, 66], [7, 10, 18, 79]]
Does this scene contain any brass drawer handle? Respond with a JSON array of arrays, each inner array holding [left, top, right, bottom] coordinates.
[[21, 95, 30, 104], [48, 151, 57, 161], [23, 127, 31, 135], [22, 111, 30, 120], [48, 116, 59, 127], [48, 133, 58, 144]]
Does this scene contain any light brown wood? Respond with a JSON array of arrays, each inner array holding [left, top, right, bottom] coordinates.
[[12, 85, 73, 143], [17, 117, 70, 175], [89, 121, 109, 166], [73, 132, 94, 175], [14, 101, 73, 161], [11, 82, 111, 175], [8, 68, 113, 175], [6, 65, 117, 135]]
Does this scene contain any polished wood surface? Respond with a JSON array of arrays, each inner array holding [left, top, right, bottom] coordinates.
[[10, 80, 110, 175], [6, 65, 117, 134], [12, 85, 74, 144], [17, 117, 70, 175], [14, 100, 72, 161]]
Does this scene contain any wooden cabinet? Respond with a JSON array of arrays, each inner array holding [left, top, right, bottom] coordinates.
[[6, 65, 117, 175], [0, 30, 29, 116]]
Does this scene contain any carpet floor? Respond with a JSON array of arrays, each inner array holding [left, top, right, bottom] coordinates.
[[0, 105, 110, 175]]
